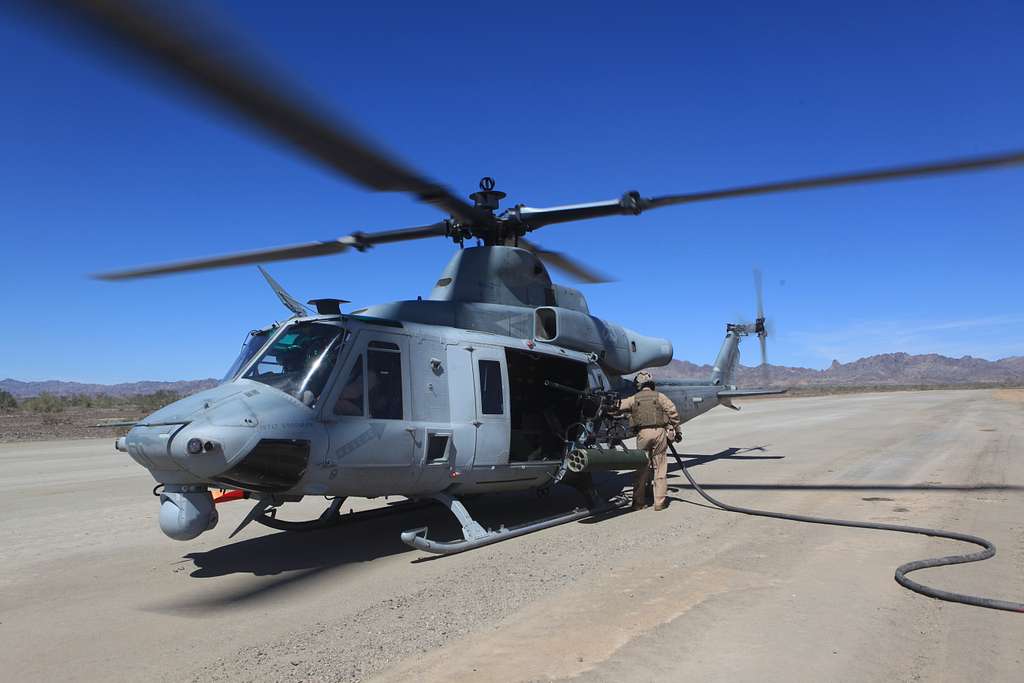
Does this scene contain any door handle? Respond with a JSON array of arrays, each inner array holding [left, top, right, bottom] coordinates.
[[405, 427, 422, 447]]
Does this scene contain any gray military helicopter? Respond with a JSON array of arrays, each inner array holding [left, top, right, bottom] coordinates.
[[17, 1, 1024, 553], [143, 254, 775, 554]]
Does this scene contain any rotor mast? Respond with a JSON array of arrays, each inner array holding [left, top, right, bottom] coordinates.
[[461, 176, 519, 246]]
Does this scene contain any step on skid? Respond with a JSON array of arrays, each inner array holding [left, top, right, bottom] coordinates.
[[400, 491, 626, 555]]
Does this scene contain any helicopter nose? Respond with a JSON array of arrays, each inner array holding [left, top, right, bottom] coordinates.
[[124, 384, 323, 495], [165, 399, 263, 480], [122, 385, 261, 480], [123, 386, 322, 541], [166, 388, 322, 491]]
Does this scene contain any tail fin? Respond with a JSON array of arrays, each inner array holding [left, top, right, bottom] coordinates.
[[710, 328, 742, 386]]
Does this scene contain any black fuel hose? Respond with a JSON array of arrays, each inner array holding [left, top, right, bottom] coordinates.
[[669, 447, 1024, 613]]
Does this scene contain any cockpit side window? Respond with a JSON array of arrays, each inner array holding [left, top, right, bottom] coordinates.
[[367, 342, 403, 419], [333, 354, 365, 416]]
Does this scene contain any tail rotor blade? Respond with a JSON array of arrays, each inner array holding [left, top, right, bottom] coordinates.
[[759, 334, 770, 385], [753, 267, 770, 384], [753, 267, 765, 320]]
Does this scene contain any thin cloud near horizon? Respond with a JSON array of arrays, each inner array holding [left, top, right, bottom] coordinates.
[[782, 315, 1024, 367]]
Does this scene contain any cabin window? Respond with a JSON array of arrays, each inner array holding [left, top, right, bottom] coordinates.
[[368, 343, 403, 419], [333, 355, 364, 416], [478, 360, 504, 415]]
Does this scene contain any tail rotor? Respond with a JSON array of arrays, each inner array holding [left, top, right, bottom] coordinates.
[[753, 268, 770, 385], [720, 269, 774, 387]]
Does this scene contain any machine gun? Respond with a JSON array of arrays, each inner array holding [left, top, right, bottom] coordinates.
[[543, 380, 629, 444], [543, 380, 619, 418], [543, 380, 647, 478]]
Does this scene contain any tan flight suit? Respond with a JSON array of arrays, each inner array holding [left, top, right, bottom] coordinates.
[[618, 387, 681, 510]]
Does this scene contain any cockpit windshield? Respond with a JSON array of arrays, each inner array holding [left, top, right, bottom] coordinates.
[[241, 322, 346, 407], [222, 328, 274, 382]]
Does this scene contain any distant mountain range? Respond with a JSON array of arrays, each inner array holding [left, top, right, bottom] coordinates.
[[2, 352, 1022, 398], [652, 352, 1024, 387], [0, 378, 219, 399]]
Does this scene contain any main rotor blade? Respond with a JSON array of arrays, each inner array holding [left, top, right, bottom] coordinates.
[[518, 237, 611, 284], [94, 222, 449, 280], [645, 149, 1024, 209], [514, 149, 1024, 228], [19, 0, 487, 225]]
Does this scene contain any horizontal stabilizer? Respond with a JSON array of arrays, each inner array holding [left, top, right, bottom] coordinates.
[[657, 379, 716, 387], [718, 388, 788, 398]]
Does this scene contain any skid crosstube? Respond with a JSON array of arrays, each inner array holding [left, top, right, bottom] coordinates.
[[400, 492, 625, 555]]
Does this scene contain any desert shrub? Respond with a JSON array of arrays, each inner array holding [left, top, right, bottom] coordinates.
[[91, 394, 120, 409], [66, 393, 95, 408], [135, 390, 181, 413], [0, 389, 17, 413], [23, 392, 65, 413]]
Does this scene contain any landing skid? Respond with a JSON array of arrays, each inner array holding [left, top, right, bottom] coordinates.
[[400, 490, 626, 555], [234, 496, 433, 537]]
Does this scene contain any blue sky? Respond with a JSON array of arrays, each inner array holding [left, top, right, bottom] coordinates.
[[1, 1, 1022, 383]]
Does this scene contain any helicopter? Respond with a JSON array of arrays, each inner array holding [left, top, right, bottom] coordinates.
[[112, 234, 783, 553], [14, 1, 1024, 554]]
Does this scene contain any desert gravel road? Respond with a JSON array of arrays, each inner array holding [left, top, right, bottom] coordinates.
[[1, 390, 1022, 681]]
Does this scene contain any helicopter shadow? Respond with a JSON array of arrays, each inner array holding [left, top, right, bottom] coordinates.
[[185, 512, 416, 579], [597, 444, 1024, 512], [670, 445, 781, 470], [576, 445, 781, 521], [170, 487, 600, 609], [589, 445, 781, 493]]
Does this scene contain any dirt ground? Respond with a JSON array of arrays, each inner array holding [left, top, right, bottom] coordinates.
[[0, 390, 1021, 682], [0, 407, 136, 443]]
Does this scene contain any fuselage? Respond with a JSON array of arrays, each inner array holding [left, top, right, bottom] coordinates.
[[124, 309, 742, 506], [125, 313, 614, 499]]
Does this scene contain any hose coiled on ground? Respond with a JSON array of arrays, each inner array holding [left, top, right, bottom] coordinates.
[[669, 446, 1024, 613]]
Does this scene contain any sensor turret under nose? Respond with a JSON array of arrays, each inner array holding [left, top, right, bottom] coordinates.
[[158, 485, 218, 540]]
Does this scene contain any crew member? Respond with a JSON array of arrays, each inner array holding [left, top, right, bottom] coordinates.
[[616, 371, 681, 511]]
